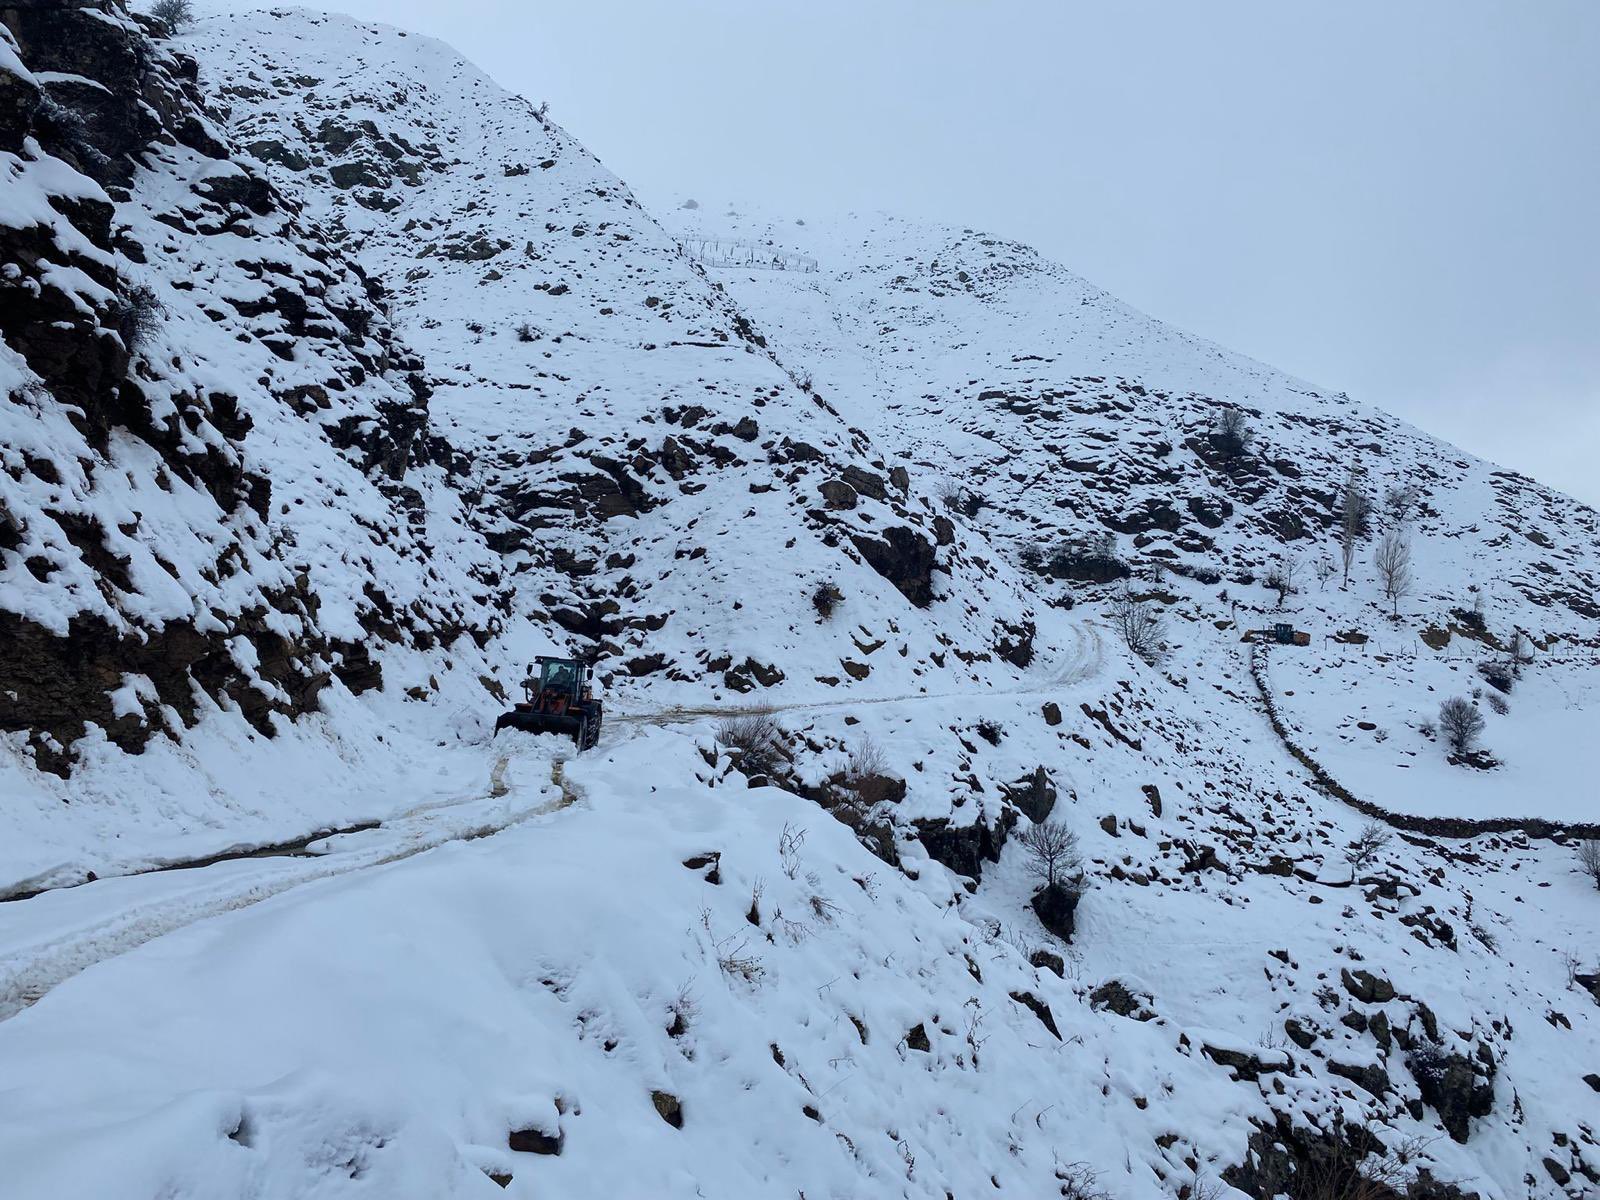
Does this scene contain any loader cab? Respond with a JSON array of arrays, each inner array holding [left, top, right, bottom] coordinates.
[[523, 656, 590, 702]]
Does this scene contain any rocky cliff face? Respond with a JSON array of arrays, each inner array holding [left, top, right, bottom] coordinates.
[[0, 1, 502, 773]]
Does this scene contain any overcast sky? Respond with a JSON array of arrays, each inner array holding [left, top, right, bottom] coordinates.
[[230, 0, 1600, 505]]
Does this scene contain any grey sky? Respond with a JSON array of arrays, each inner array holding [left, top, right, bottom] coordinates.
[[235, 0, 1600, 505]]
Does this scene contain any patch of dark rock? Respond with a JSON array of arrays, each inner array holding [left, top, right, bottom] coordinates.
[[650, 1090, 683, 1128], [507, 1126, 562, 1155], [1030, 949, 1064, 977], [850, 526, 937, 607], [1008, 990, 1061, 1039]]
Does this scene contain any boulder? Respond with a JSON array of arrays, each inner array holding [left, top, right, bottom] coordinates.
[[1340, 968, 1395, 1004], [818, 478, 858, 509], [1031, 881, 1081, 942], [1002, 767, 1057, 823]]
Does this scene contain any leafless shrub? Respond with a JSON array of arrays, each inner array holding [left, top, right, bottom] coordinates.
[[1577, 840, 1600, 891], [1109, 587, 1166, 665], [1438, 697, 1484, 758], [772, 910, 813, 944], [811, 580, 843, 619], [1343, 820, 1392, 873], [717, 939, 766, 983], [936, 479, 984, 517], [1055, 1161, 1111, 1200], [515, 321, 537, 342], [809, 893, 842, 924], [1019, 820, 1082, 891], [1484, 691, 1508, 716], [778, 822, 806, 880], [1559, 947, 1583, 986], [151, 0, 194, 33], [1313, 553, 1336, 588], [1291, 1127, 1435, 1200], [1373, 530, 1412, 617], [716, 711, 784, 777], [840, 736, 887, 792], [666, 979, 699, 1037], [113, 283, 165, 352]]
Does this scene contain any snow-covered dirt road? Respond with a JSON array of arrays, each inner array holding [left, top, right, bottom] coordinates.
[[0, 621, 1106, 1023]]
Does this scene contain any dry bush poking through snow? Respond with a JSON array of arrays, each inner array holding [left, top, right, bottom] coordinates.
[[840, 736, 887, 792], [1055, 1162, 1111, 1200], [1577, 840, 1600, 891], [811, 580, 843, 619], [778, 822, 806, 880], [716, 711, 785, 778], [666, 979, 699, 1037]]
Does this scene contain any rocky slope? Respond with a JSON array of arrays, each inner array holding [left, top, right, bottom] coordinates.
[[0, 0, 504, 784], [1, 6, 1598, 1200]]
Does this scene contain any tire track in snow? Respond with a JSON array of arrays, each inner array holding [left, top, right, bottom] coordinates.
[[618, 621, 1104, 730], [0, 760, 577, 1023]]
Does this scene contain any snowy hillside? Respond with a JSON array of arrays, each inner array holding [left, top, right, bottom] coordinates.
[[2, 5, 1599, 1200]]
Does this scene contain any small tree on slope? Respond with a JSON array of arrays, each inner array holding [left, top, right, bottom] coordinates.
[[1020, 821, 1082, 892], [151, 0, 194, 34], [1109, 588, 1166, 665], [1373, 530, 1413, 617], [1438, 697, 1485, 759]]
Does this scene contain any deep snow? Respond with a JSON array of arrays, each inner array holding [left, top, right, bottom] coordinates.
[[2, 5, 1599, 1199]]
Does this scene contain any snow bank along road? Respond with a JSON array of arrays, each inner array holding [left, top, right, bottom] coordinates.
[[0, 626, 1105, 1022]]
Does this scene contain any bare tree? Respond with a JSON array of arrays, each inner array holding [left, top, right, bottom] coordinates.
[[1211, 407, 1253, 458], [151, 0, 194, 33], [1507, 630, 1532, 676], [1383, 482, 1422, 528], [1313, 554, 1337, 589], [1019, 821, 1081, 891], [1577, 840, 1600, 890], [1438, 697, 1485, 758], [1373, 530, 1413, 617], [1337, 473, 1372, 587], [1344, 821, 1393, 873], [1108, 587, 1166, 665], [1264, 555, 1298, 608]]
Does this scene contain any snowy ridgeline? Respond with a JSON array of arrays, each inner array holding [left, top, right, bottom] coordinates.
[[0, 4, 1598, 1200]]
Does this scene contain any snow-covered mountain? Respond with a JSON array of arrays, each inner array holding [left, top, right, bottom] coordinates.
[[1, 5, 1597, 1199]]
